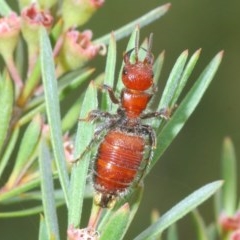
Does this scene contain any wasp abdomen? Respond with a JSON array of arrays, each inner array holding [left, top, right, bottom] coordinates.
[[93, 130, 146, 207]]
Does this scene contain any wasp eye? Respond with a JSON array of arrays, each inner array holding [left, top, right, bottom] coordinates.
[[122, 67, 127, 75]]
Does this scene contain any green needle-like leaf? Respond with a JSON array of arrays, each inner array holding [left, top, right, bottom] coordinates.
[[0, 172, 59, 202], [0, 177, 41, 202], [0, 74, 13, 155], [150, 51, 223, 170], [98, 185, 143, 236], [94, 3, 171, 45], [166, 224, 178, 240], [102, 33, 117, 110], [39, 139, 60, 240], [5, 115, 42, 188], [68, 81, 97, 226], [170, 49, 201, 107], [0, 0, 11, 16], [134, 181, 223, 240], [0, 201, 64, 217], [0, 127, 19, 177], [221, 137, 237, 214], [18, 59, 41, 107], [192, 210, 208, 240], [61, 96, 82, 133], [25, 68, 94, 111], [159, 50, 189, 110], [100, 203, 131, 240], [39, 215, 49, 240], [40, 27, 70, 206], [153, 51, 165, 86], [58, 68, 95, 97]]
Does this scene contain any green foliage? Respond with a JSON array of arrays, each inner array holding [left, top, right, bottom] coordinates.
[[0, 1, 225, 239], [134, 181, 222, 240], [0, 74, 13, 154], [186, 137, 240, 240], [40, 28, 70, 207]]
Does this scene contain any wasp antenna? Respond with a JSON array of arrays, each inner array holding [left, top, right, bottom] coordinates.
[[135, 31, 140, 62]]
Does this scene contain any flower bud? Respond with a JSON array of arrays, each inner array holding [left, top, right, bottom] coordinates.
[[62, 0, 105, 30], [21, 3, 54, 74], [21, 3, 53, 55], [219, 212, 240, 232], [231, 230, 240, 240], [56, 29, 105, 75], [0, 13, 20, 60]]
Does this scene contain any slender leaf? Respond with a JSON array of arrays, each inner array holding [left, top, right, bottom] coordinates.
[[0, 177, 41, 201], [25, 68, 94, 111], [166, 224, 178, 240], [170, 49, 201, 106], [102, 33, 117, 110], [19, 67, 92, 126], [150, 51, 223, 171], [61, 96, 83, 133], [68, 81, 97, 226], [58, 68, 95, 96], [98, 185, 143, 236], [40, 27, 69, 206], [100, 203, 131, 240], [39, 139, 60, 240], [50, 18, 64, 43], [18, 59, 41, 107], [5, 115, 42, 188], [15, 38, 25, 79], [94, 3, 171, 45], [0, 74, 13, 154], [159, 50, 189, 110], [18, 103, 45, 127], [221, 137, 237, 214], [0, 127, 19, 177], [39, 215, 49, 240], [0, 0, 11, 16], [153, 51, 165, 86], [134, 181, 223, 240], [0, 180, 94, 206], [206, 223, 218, 240], [123, 185, 144, 235], [192, 209, 208, 240], [0, 189, 64, 204], [18, 69, 94, 126], [0, 201, 64, 218]]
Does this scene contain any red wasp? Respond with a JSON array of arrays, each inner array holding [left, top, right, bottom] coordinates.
[[81, 33, 170, 208]]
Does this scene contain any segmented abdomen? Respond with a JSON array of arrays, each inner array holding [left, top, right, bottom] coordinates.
[[93, 129, 145, 196]]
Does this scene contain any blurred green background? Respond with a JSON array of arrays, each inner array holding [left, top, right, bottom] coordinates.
[[1, 0, 240, 239]]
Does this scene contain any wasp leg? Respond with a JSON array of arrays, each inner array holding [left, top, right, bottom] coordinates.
[[140, 107, 172, 120], [141, 124, 157, 149], [99, 84, 119, 104], [79, 109, 116, 122], [72, 113, 119, 164], [134, 124, 156, 184], [70, 125, 108, 164]]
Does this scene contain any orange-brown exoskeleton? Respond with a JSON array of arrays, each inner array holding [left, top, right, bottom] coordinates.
[[81, 33, 169, 208]]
